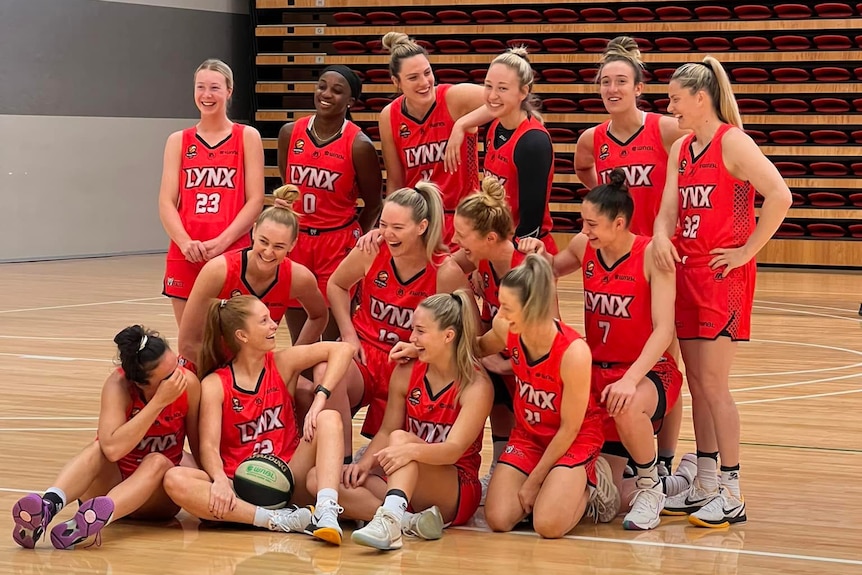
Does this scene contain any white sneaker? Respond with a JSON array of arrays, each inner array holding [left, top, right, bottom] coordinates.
[[351, 508, 402, 550], [661, 453, 698, 497], [310, 500, 343, 545], [402, 506, 444, 540], [585, 456, 620, 523], [623, 484, 666, 531], [268, 505, 314, 533], [689, 487, 746, 528], [662, 480, 718, 516]]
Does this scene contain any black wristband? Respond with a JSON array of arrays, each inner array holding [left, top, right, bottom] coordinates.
[[314, 384, 331, 399]]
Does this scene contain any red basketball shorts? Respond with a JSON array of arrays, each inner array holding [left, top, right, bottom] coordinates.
[[288, 222, 362, 308], [163, 258, 205, 299], [355, 341, 397, 438], [676, 259, 756, 341]]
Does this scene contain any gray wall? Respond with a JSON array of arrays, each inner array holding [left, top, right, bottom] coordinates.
[[0, 0, 251, 262]]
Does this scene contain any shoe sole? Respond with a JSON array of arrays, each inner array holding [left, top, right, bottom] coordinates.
[[688, 512, 747, 529], [50, 497, 114, 550], [622, 518, 661, 531], [592, 457, 621, 523], [312, 526, 343, 545], [351, 530, 402, 551], [12, 494, 46, 549], [414, 507, 444, 540]]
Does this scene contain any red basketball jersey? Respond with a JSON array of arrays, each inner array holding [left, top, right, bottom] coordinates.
[[477, 249, 526, 322], [117, 375, 188, 476], [582, 235, 653, 364], [593, 112, 668, 236], [507, 321, 601, 448], [218, 248, 293, 323], [676, 124, 756, 262], [405, 362, 482, 477], [285, 116, 361, 229], [216, 351, 300, 478], [170, 123, 249, 259], [352, 244, 439, 353], [483, 117, 554, 238], [389, 84, 479, 211]]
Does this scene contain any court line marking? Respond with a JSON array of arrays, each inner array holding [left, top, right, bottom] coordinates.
[[754, 304, 862, 324], [754, 299, 860, 314], [736, 388, 862, 405], [0, 487, 32, 494], [0, 428, 96, 432], [450, 526, 862, 566], [0, 335, 110, 342], [733, 372, 861, 393], [732, 338, 862, 378], [0, 416, 97, 421], [0, 353, 112, 363], [0, 297, 162, 315]]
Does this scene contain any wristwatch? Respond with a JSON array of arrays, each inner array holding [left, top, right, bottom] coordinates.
[[314, 384, 331, 399]]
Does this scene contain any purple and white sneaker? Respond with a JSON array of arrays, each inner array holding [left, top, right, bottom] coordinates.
[[50, 497, 114, 550], [12, 493, 53, 549]]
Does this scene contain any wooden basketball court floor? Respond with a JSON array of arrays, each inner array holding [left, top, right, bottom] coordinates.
[[0, 254, 860, 574]]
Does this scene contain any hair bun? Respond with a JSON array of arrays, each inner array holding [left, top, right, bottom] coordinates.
[[382, 31, 410, 52], [272, 184, 300, 207], [608, 167, 628, 189]]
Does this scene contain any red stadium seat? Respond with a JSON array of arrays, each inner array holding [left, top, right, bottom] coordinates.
[[773, 35, 812, 50], [811, 98, 851, 113], [618, 7, 655, 21], [580, 7, 617, 21], [769, 130, 807, 144], [655, 6, 693, 20], [471, 9, 506, 24], [543, 38, 579, 53], [734, 5, 773, 19], [416, 40, 435, 53], [332, 40, 365, 54], [852, 130, 862, 143], [554, 157, 575, 173], [745, 129, 769, 144], [814, 35, 853, 49], [637, 98, 654, 112], [333, 11, 365, 25], [810, 162, 849, 176], [736, 98, 770, 113], [552, 216, 578, 231], [810, 129, 849, 144], [774, 161, 808, 176], [469, 69, 486, 83], [772, 98, 810, 113], [365, 69, 391, 84], [772, 68, 811, 82], [854, 98, 862, 111], [578, 98, 607, 113], [848, 223, 862, 238], [733, 36, 772, 51], [366, 97, 392, 112], [435, 39, 470, 54], [856, 67, 862, 80], [855, 162, 862, 176], [774, 3, 814, 18], [543, 8, 579, 23], [365, 40, 385, 54], [849, 194, 862, 208], [436, 10, 471, 24], [791, 192, 806, 206], [808, 192, 848, 206], [507, 8, 542, 23], [813, 67, 852, 81], [653, 68, 676, 83], [550, 187, 577, 201], [542, 98, 579, 112], [470, 39, 506, 53], [815, 2, 854, 17], [508, 38, 542, 53], [775, 222, 806, 237], [653, 98, 670, 113], [548, 128, 577, 142], [435, 68, 470, 83], [695, 37, 732, 51], [731, 68, 771, 83], [694, 5, 732, 19], [349, 99, 366, 112], [633, 37, 655, 52], [655, 37, 693, 52], [400, 10, 434, 24], [542, 68, 579, 83], [366, 11, 399, 25], [364, 125, 379, 139], [580, 38, 610, 52], [807, 223, 846, 238], [579, 68, 599, 83]]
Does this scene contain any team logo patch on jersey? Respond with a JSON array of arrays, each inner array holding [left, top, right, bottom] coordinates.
[[510, 347, 520, 365], [408, 387, 422, 406], [232, 397, 243, 412], [399, 123, 411, 138], [230, 289, 242, 298], [599, 143, 610, 161], [186, 144, 197, 159], [678, 159, 688, 175], [482, 272, 490, 289], [293, 139, 305, 155], [584, 261, 595, 279], [374, 270, 389, 288], [166, 277, 184, 288]]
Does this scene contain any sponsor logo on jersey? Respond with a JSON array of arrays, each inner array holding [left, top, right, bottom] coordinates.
[[374, 270, 389, 288], [584, 261, 595, 279], [613, 274, 635, 282], [510, 346, 520, 365], [404, 141, 446, 168], [399, 123, 411, 138], [584, 290, 634, 318], [232, 397, 243, 412], [599, 143, 610, 161], [678, 159, 688, 175], [408, 387, 422, 406], [166, 277, 184, 288], [186, 144, 197, 159], [325, 150, 345, 160], [293, 139, 305, 155]]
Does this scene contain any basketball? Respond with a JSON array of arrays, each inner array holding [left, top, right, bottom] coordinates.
[[233, 453, 294, 509]]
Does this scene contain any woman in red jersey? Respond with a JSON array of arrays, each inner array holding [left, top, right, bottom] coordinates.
[[277, 66, 383, 342], [158, 59, 265, 326], [653, 57, 791, 528], [312, 290, 493, 550], [476, 255, 618, 538], [177, 185, 327, 373], [378, 32, 491, 245], [12, 327, 200, 550], [325, 181, 475, 444], [521, 169, 691, 531], [164, 295, 354, 545]]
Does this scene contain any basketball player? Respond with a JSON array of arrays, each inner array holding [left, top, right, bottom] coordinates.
[[575, 37, 690, 477], [277, 66, 383, 343], [652, 58, 792, 527], [12, 327, 200, 550], [476, 255, 619, 538], [379, 32, 491, 244], [164, 296, 353, 544], [314, 291, 493, 550], [177, 185, 327, 373], [445, 47, 557, 254], [449, 176, 526, 501], [521, 169, 693, 530], [158, 59, 265, 326]]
